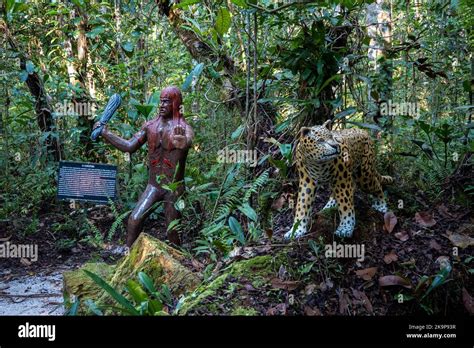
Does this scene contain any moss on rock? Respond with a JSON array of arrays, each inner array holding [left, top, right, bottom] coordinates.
[[63, 233, 201, 314], [63, 262, 114, 300], [231, 306, 259, 316], [177, 254, 285, 315]]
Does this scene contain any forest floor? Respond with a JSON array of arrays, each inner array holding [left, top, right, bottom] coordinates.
[[1, 186, 473, 316]]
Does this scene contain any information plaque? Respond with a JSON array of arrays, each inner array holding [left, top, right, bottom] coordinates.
[[57, 161, 117, 203]]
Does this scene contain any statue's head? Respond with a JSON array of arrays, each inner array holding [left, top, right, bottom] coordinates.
[[159, 86, 183, 121]]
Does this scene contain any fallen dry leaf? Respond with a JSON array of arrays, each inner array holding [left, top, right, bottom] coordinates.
[[270, 278, 300, 291], [457, 223, 474, 235], [191, 258, 205, 271], [243, 283, 256, 292], [266, 303, 287, 315], [271, 194, 286, 210], [320, 278, 334, 292], [383, 251, 399, 264], [304, 283, 318, 295], [378, 275, 412, 288], [437, 204, 455, 219], [304, 306, 321, 316], [415, 211, 436, 228], [445, 231, 474, 249], [264, 228, 273, 239], [462, 288, 474, 315], [384, 211, 398, 233], [338, 290, 350, 314], [355, 267, 377, 281], [429, 239, 442, 251], [394, 230, 410, 242], [351, 288, 374, 314], [278, 265, 288, 280]]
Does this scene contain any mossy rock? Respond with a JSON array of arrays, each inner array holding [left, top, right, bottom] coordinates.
[[231, 306, 259, 316], [177, 254, 286, 315], [63, 262, 114, 303], [63, 233, 202, 314]]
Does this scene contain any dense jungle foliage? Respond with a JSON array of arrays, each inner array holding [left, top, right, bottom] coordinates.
[[0, 0, 472, 316]]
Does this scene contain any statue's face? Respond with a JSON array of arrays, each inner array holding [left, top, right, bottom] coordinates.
[[159, 97, 172, 119]]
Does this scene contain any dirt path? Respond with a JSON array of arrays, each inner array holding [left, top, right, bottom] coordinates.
[[0, 268, 70, 315]]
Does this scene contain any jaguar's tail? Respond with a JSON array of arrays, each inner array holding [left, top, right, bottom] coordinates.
[[381, 175, 394, 185]]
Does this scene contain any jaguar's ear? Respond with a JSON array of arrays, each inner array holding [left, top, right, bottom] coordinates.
[[322, 119, 332, 129]]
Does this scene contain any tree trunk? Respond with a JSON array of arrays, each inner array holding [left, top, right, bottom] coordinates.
[[155, 1, 241, 107], [74, 7, 97, 159], [1, 21, 63, 162], [366, 0, 392, 125]]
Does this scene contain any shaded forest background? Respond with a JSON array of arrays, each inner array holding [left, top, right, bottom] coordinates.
[[0, 0, 473, 316]]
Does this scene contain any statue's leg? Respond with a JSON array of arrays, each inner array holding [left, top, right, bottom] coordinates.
[[163, 190, 182, 246], [126, 184, 164, 247]]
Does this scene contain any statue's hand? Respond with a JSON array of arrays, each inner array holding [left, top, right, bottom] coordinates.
[[172, 126, 187, 149], [174, 125, 186, 136], [93, 121, 107, 135], [172, 134, 187, 149]]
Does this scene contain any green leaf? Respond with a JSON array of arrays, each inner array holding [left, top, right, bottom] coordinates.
[[138, 272, 158, 295], [238, 203, 257, 222], [19, 70, 28, 82], [84, 299, 103, 316], [215, 7, 231, 36], [173, 0, 202, 9], [162, 181, 180, 192], [126, 279, 148, 304], [228, 216, 245, 245], [268, 157, 288, 177], [423, 263, 452, 299], [87, 26, 105, 39], [316, 74, 341, 95], [231, 124, 244, 139], [25, 61, 35, 74], [334, 107, 357, 120], [167, 219, 180, 232], [182, 62, 204, 91], [279, 143, 292, 161], [134, 104, 154, 117], [6, 0, 15, 13], [345, 121, 382, 131], [275, 118, 292, 133], [83, 270, 139, 315], [230, 0, 248, 8], [122, 42, 134, 52], [67, 299, 80, 316], [207, 66, 221, 79], [148, 299, 164, 314]]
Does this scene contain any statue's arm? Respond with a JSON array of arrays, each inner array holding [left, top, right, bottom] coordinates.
[[101, 125, 147, 153]]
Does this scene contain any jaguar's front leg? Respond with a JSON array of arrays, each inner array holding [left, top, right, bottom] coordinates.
[[284, 168, 316, 239], [333, 177, 356, 238]]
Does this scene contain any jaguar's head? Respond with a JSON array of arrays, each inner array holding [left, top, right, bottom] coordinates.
[[298, 120, 341, 163]]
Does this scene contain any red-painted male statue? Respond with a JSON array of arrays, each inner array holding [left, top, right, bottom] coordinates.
[[94, 86, 194, 247]]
